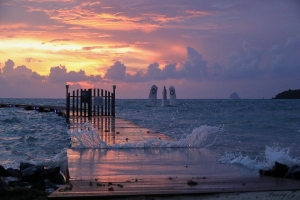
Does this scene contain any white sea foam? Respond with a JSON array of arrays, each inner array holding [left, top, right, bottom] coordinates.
[[70, 122, 222, 149], [219, 146, 300, 170]]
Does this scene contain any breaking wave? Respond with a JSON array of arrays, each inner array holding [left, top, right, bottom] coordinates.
[[219, 146, 300, 170], [70, 122, 222, 149]]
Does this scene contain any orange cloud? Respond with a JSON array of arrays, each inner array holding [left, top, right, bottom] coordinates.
[[185, 10, 213, 16], [28, 0, 75, 2], [0, 23, 28, 30], [25, 3, 161, 33]]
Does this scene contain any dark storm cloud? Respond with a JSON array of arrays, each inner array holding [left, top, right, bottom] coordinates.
[[2, 59, 15, 76], [31, 71, 45, 80], [145, 62, 162, 80], [103, 47, 209, 82], [102, 43, 278, 82], [49, 65, 102, 83], [0, 59, 43, 87], [104, 61, 126, 80], [1, 59, 103, 87], [269, 35, 300, 78], [1, 59, 43, 81], [1, 60, 37, 83], [161, 63, 177, 79], [223, 44, 262, 79], [180, 47, 208, 80]]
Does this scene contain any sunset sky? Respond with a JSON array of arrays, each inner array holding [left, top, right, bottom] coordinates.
[[0, 0, 300, 99]]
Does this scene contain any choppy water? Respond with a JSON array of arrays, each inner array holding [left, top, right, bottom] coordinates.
[[0, 98, 300, 173]]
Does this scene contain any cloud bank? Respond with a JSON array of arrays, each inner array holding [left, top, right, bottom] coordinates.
[[1, 35, 300, 98]]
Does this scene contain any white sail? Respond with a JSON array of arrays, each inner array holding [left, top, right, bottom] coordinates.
[[147, 85, 158, 107], [169, 86, 177, 107], [161, 85, 168, 106]]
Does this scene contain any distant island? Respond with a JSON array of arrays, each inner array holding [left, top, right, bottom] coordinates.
[[273, 89, 300, 99], [229, 92, 240, 100]]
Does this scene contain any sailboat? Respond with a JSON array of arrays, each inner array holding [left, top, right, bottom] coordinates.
[[169, 86, 177, 107], [162, 86, 168, 107], [147, 85, 158, 107]]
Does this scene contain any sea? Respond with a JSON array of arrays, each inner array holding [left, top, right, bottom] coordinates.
[[0, 98, 300, 175]]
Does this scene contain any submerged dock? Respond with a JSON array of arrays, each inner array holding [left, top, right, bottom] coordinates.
[[49, 116, 300, 199]]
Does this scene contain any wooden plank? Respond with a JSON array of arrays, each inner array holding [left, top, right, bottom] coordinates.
[[49, 177, 300, 199]]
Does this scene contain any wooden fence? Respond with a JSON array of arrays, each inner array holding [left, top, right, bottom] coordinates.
[[66, 85, 116, 122]]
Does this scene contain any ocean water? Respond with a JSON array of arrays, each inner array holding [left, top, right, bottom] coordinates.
[[0, 98, 300, 174]]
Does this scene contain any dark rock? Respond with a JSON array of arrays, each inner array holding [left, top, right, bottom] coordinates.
[[284, 165, 299, 178], [9, 181, 30, 188], [20, 162, 36, 171], [292, 167, 300, 180], [259, 161, 289, 178], [44, 167, 60, 180], [21, 166, 43, 182], [7, 168, 22, 179], [37, 166, 48, 179], [51, 172, 65, 184], [0, 165, 11, 177], [31, 180, 46, 191], [273, 161, 289, 177], [0, 177, 9, 189], [44, 179, 58, 190], [259, 169, 276, 176]]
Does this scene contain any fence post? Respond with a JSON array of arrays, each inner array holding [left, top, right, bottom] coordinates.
[[105, 90, 107, 116], [80, 89, 83, 117], [93, 88, 96, 116], [112, 85, 116, 117], [101, 89, 104, 116], [66, 85, 69, 110], [66, 93, 70, 123], [97, 89, 100, 116], [72, 90, 75, 116], [76, 89, 79, 116], [65, 85, 70, 123], [88, 89, 92, 120], [108, 91, 111, 116]]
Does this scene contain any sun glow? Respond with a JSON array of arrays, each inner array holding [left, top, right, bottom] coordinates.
[[0, 36, 148, 76], [0, 39, 82, 52]]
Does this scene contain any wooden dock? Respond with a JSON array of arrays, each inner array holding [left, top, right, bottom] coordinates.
[[49, 116, 300, 199]]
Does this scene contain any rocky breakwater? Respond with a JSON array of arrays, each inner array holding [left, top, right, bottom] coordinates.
[[0, 163, 65, 193], [259, 161, 300, 180]]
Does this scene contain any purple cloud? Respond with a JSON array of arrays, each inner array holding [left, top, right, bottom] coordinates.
[[2, 59, 15, 76], [223, 45, 262, 79], [104, 61, 126, 80], [49, 65, 102, 83], [269, 35, 300, 78]]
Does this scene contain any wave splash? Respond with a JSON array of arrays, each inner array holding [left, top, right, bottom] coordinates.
[[70, 122, 222, 149], [219, 146, 300, 170]]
